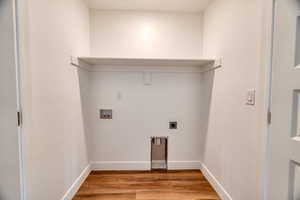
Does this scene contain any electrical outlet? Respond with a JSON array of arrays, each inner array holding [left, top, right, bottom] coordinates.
[[169, 121, 177, 130], [100, 109, 113, 119]]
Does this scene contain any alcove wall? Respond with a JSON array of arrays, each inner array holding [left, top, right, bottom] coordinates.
[[78, 67, 213, 170], [77, 9, 211, 170]]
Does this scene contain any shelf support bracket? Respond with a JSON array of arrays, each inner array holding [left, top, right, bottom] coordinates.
[[70, 56, 80, 67], [214, 58, 222, 68]]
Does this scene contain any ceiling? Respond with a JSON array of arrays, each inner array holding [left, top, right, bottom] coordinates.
[[83, 0, 213, 13]]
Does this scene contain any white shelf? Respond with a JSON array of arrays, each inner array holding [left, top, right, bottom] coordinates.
[[77, 57, 216, 67]]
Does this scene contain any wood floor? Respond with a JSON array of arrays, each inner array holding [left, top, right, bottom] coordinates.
[[73, 170, 220, 200]]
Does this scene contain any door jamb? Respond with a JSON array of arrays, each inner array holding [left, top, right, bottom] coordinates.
[[12, 0, 26, 199], [261, 0, 276, 199]]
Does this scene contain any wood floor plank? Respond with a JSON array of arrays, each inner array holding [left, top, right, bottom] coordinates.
[[73, 170, 220, 200]]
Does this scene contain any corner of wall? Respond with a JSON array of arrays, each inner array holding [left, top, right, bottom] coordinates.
[[60, 164, 91, 200], [200, 163, 233, 200]]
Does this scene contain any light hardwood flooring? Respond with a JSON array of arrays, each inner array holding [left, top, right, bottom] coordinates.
[[73, 170, 220, 200]]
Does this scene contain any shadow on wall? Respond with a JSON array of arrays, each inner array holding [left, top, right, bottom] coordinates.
[[77, 66, 91, 160], [293, 162, 300, 199], [199, 70, 215, 162]]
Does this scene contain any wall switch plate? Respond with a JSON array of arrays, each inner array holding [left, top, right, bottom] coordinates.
[[100, 109, 113, 119], [246, 89, 256, 105]]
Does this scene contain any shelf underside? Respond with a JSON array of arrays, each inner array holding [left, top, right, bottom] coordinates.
[[78, 57, 216, 67]]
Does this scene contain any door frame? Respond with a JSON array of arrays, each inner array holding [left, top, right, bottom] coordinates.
[[11, 0, 26, 199], [260, 0, 300, 199], [263, 0, 300, 198], [260, 0, 276, 199]]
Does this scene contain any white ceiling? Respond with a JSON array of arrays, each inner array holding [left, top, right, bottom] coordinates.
[[84, 0, 213, 13]]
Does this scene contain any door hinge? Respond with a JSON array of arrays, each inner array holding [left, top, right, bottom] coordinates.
[[267, 111, 272, 124], [17, 111, 22, 127]]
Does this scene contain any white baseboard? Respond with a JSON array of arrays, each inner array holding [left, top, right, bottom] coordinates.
[[60, 164, 91, 200], [200, 164, 233, 200], [90, 161, 201, 171], [91, 161, 150, 171], [168, 161, 201, 170]]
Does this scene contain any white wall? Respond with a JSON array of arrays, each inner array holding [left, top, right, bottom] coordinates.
[[86, 9, 206, 170], [202, 0, 264, 200], [23, 0, 90, 199], [83, 69, 204, 170], [90, 10, 203, 58]]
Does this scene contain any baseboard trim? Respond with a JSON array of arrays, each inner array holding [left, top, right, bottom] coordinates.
[[91, 161, 150, 171], [168, 161, 201, 170], [200, 164, 233, 200], [60, 164, 91, 200], [90, 161, 201, 171]]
